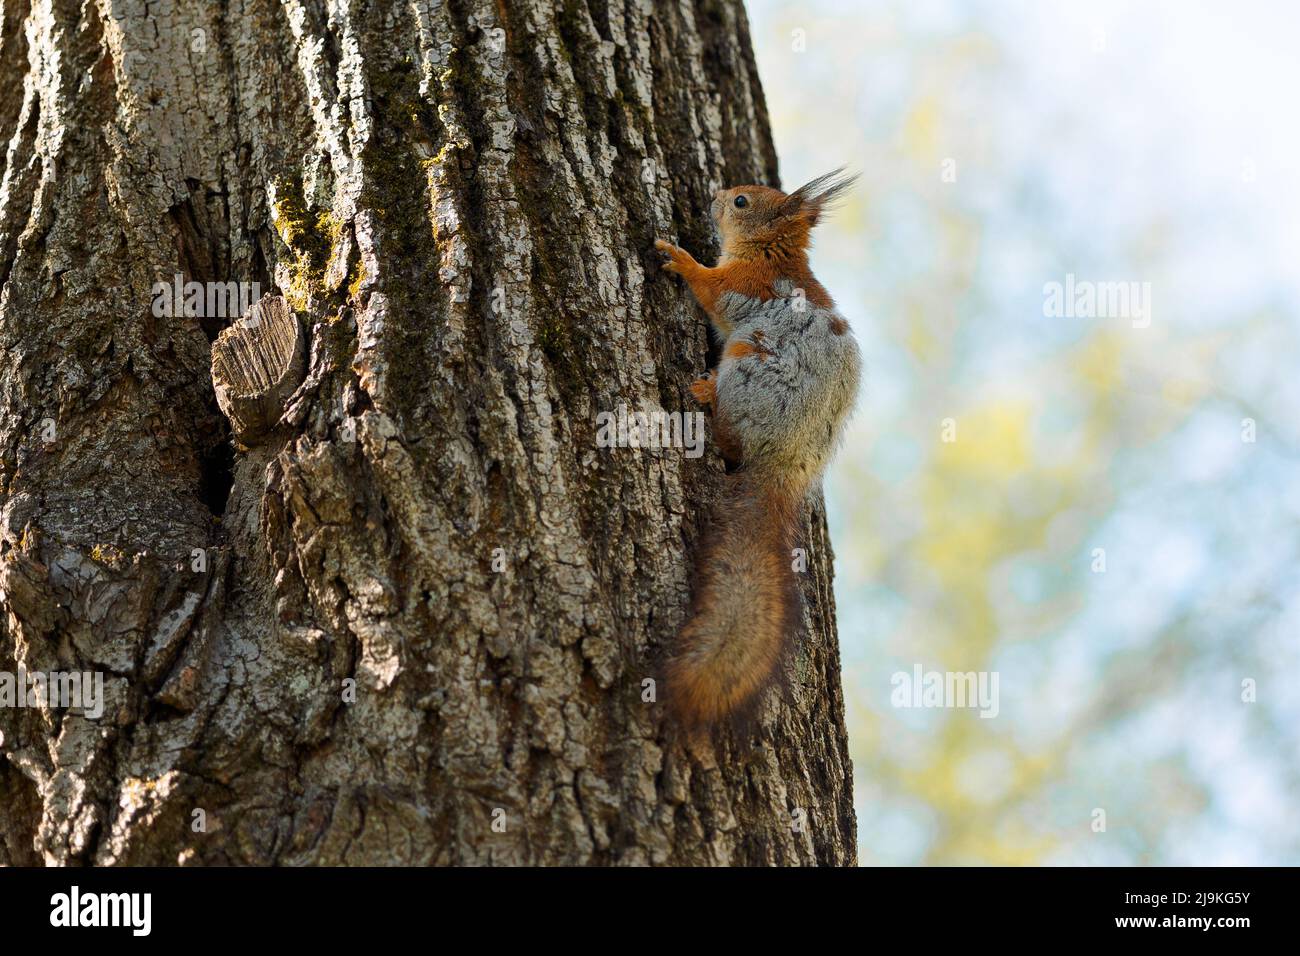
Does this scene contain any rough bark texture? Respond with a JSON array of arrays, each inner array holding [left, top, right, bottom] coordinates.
[[0, 0, 856, 866]]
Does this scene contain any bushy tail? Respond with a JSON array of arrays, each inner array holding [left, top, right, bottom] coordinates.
[[666, 471, 804, 729]]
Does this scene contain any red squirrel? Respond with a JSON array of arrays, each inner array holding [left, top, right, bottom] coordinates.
[[655, 169, 861, 729]]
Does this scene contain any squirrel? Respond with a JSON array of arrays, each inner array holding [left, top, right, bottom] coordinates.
[[654, 168, 861, 730]]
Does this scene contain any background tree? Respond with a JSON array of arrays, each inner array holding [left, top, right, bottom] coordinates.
[[0, 0, 855, 865]]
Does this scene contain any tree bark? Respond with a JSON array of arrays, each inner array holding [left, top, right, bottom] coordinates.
[[0, 0, 855, 866]]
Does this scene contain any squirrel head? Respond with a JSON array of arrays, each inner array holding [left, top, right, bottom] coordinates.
[[711, 168, 857, 262]]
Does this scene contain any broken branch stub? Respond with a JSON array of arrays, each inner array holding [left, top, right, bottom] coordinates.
[[211, 295, 306, 444]]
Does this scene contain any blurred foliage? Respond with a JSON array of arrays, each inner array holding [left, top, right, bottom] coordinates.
[[747, 0, 1300, 865]]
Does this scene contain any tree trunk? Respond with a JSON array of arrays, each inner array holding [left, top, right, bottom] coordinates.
[[0, 0, 855, 866]]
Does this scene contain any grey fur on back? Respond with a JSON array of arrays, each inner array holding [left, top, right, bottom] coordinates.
[[715, 281, 861, 491]]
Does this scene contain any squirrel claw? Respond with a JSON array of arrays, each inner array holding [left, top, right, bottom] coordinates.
[[655, 239, 686, 274]]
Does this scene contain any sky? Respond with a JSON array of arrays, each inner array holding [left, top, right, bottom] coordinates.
[[745, 0, 1300, 865]]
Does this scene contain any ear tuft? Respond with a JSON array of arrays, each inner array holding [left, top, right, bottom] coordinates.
[[784, 167, 858, 226]]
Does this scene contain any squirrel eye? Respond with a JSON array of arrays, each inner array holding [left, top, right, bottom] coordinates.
[[733, 195, 748, 209]]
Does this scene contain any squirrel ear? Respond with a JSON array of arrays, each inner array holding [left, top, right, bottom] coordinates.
[[784, 167, 858, 226]]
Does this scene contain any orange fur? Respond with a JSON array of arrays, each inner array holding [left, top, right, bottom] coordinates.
[[723, 338, 774, 361], [657, 247, 835, 321], [666, 472, 804, 730], [689, 371, 718, 405], [655, 171, 852, 325]]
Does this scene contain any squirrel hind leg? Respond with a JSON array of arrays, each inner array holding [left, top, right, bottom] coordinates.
[[688, 370, 717, 405]]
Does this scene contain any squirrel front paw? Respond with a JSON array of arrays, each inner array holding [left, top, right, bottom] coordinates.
[[689, 369, 718, 405], [655, 239, 695, 275]]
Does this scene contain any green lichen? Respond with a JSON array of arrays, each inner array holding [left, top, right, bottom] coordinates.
[[346, 256, 368, 302], [354, 58, 451, 412], [524, 241, 590, 399], [90, 542, 125, 567], [535, 304, 584, 396], [363, 64, 439, 259], [17, 526, 38, 553], [270, 175, 332, 311], [270, 177, 327, 266]]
